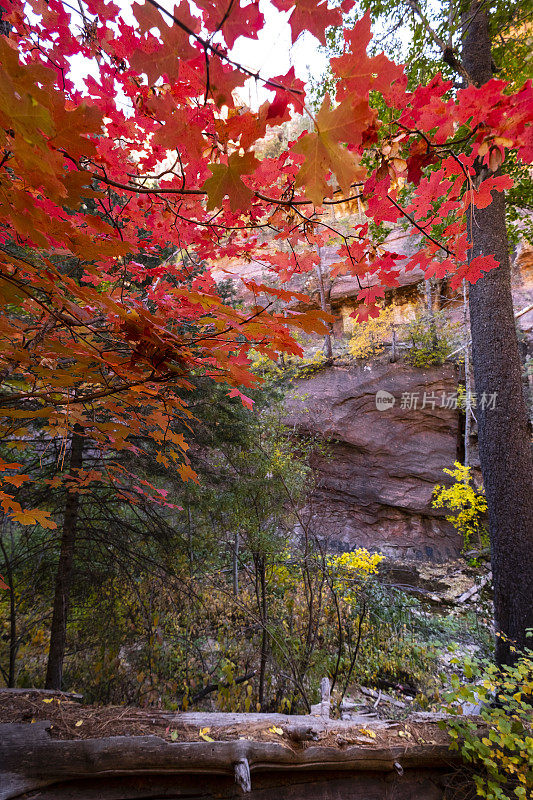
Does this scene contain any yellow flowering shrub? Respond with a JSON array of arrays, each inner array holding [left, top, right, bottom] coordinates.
[[328, 549, 383, 575], [349, 305, 395, 359], [432, 462, 488, 551], [328, 549, 384, 604], [268, 549, 298, 591]]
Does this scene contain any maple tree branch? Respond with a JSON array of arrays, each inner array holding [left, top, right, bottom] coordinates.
[[203, 44, 211, 106], [126, 157, 181, 182], [188, 301, 276, 345], [74, 160, 364, 212], [446, 0, 454, 49], [255, 189, 364, 208], [213, 0, 237, 39], [404, 0, 473, 84], [386, 194, 455, 257], [0, 373, 179, 407], [0, 270, 87, 332], [145, 0, 304, 98], [0, 256, 192, 393], [85, 167, 205, 196]]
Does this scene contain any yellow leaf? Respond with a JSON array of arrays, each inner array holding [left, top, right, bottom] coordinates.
[[359, 728, 376, 738], [42, 697, 54, 703], [268, 726, 284, 735], [199, 727, 214, 742], [75, 720, 83, 727], [493, 136, 513, 148]]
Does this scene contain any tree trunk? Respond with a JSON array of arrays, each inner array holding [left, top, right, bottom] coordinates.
[[45, 425, 84, 690], [462, 280, 471, 469], [0, 531, 17, 686], [424, 278, 438, 350], [315, 247, 333, 359], [232, 531, 239, 595], [256, 555, 268, 709], [462, 2, 533, 665]]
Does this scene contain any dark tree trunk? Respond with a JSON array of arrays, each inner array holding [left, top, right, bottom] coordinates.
[[462, 2, 533, 665], [256, 555, 268, 709], [45, 426, 84, 690], [0, 535, 17, 686], [0, 6, 10, 37]]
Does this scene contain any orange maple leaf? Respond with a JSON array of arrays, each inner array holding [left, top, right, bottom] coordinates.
[[292, 93, 370, 205]]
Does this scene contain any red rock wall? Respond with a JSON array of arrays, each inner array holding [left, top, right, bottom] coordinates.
[[284, 362, 465, 561]]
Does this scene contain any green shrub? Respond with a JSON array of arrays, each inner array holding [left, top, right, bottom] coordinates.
[[443, 645, 533, 800], [405, 310, 459, 367]]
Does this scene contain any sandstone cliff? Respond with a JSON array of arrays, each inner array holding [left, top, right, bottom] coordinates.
[[284, 362, 465, 561]]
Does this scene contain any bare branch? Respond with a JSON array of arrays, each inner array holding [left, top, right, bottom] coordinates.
[[405, 0, 474, 84]]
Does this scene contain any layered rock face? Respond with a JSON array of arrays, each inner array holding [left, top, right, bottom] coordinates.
[[284, 362, 464, 561]]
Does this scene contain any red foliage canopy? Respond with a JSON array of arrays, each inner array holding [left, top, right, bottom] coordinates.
[[0, 0, 531, 524]]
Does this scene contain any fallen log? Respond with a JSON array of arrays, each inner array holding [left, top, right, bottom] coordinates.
[[456, 573, 492, 604], [0, 688, 83, 702], [0, 718, 461, 800]]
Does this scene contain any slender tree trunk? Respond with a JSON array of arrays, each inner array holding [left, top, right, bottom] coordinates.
[[424, 278, 438, 350], [6, 552, 16, 687], [0, 532, 17, 686], [45, 425, 84, 689], [462, 2, 533, 665], [256, 555, 268, 709], [232, 531, 239, 595], [462, 280, 471, 469], [315, 247, 333, 359]]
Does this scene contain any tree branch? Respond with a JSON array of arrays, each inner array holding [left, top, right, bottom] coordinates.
[[405, 0, 474, 85]]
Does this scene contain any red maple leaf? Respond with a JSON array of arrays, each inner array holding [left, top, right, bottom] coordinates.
[[471, 175, 513, 209], [332, 12, 404, 100]]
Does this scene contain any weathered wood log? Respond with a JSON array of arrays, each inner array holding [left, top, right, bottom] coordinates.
[[159, 710, 389, 730], [0, 771, 466, 800], [360, 686, 407, 709], [234, 757, 251, 793], [456, 573, 492, 604], [0, 719, 461, 800], [0, 688, 83, 701]]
